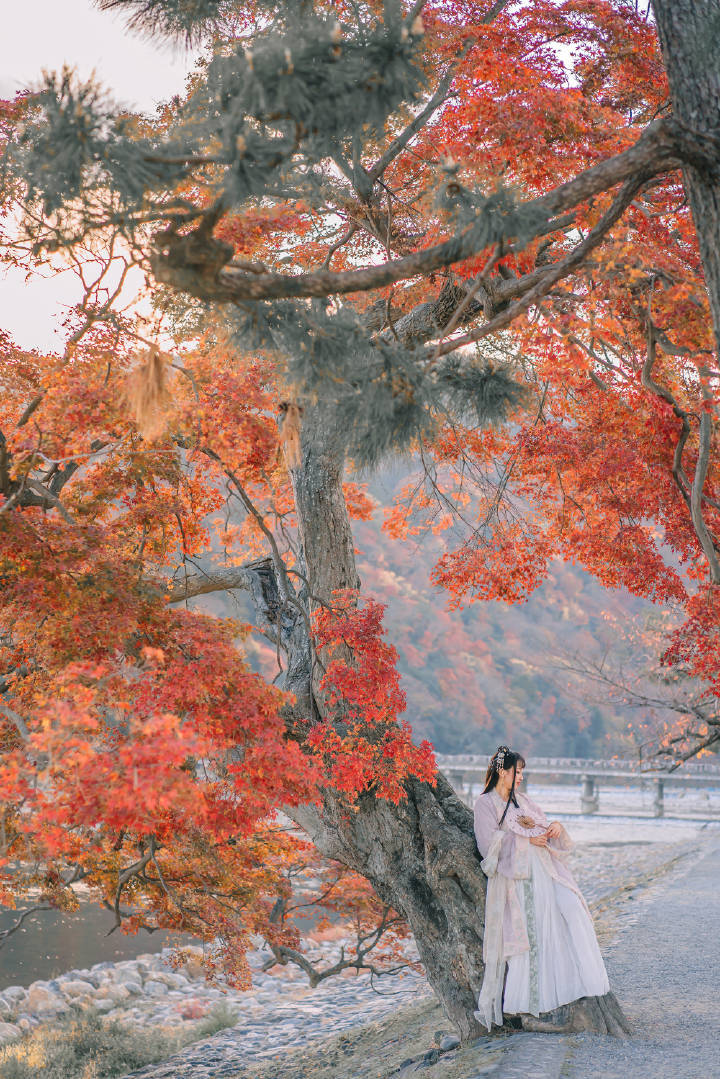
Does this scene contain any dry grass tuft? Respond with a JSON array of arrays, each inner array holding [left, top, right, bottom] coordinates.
[[0, 1000, 240, 1079]]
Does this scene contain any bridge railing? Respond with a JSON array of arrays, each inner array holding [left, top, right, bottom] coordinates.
[[435, 753, 720, 776], [435, 754, 720, 818]]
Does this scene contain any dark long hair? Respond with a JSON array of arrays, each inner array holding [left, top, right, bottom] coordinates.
[[483, 745, 526, 825]]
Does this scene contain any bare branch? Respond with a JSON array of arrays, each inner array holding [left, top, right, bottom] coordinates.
[[641, 318, 693, 505], [641, 295, 720, 577], [368, 40, 471, 185], [368, 0, 514, 187], [24, 479, 77, 525], [663, 728, 720, 769], [432, 243, 504, 357], [16, 397, 43, 428], [0, 903, 54, 946], [164, 566, 252, 603], [108, 846, 156, 934], [321, 223, 358, 270], [691, 386, 720, 583], [0, 703, 31, 742], [261, 916, 413, 988]]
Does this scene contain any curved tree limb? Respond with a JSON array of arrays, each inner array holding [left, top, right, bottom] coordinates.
[[691, 387, 720, 583], [641, 317, 693, 506], [433, 173, 649, 357], [151, 120, 684, 305]]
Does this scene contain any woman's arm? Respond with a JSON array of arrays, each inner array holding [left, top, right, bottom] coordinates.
[[547, 820, 573, 852], [521, 793, 573, 854], [473, 795, 529, 879]]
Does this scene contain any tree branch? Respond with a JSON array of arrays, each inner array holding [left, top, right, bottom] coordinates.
[[151, 120, 683, 305], [691, 387, 720, 583], [641, 319, 693, 505], [164, 566, 253, 604], [0, 903, 54, 946], [24, 479, 77, 525], [108, 844, 156, 934], [0, 703, 31, 742], [367, 36, 473, 185], [433, 174, 649, 357]]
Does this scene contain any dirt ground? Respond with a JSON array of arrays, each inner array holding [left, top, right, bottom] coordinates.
[[227, 995, 513, 1079]]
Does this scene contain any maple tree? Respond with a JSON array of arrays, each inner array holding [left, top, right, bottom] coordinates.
[[1, 0, 719, 1041]]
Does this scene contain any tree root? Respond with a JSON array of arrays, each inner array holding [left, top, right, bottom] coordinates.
[[517, 992, 631, 1036]]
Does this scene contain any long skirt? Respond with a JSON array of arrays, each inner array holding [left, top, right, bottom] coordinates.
[[503, 847, 610, 1016]]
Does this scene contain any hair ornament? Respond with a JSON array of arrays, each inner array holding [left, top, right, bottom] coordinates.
[[493, 745, 509, 771]]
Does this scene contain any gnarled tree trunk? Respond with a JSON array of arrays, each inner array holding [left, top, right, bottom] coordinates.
[[651, 0, 720, 359], [264, 403, 629, 1042]]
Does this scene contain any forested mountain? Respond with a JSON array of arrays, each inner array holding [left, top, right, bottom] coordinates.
[[200, 467, 661, 760], [360, 479, 662, 759], [354, 518, 647, 759]]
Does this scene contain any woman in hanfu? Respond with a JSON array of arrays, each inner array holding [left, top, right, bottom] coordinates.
[[473, 746, 609, 1031]]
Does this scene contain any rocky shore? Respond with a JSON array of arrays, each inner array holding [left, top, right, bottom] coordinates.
[[0, 936, 430, 1055]]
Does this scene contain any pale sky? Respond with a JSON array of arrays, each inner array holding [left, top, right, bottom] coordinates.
[[1, 0, 202, 351]]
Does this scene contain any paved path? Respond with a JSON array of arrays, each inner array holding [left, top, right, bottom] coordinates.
[[562, 834, 720, 1079], [487, 834, 720, 1079]]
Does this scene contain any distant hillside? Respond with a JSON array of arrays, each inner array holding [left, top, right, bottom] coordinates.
[[195, 469, 664, 759], [351, 494, 656, 757]]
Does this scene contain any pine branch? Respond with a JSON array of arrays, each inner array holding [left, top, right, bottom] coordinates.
[[94, 0, 233, 45], [151, 119, 682, 304]]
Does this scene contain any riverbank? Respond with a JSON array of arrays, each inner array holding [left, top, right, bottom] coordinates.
[[118, 820, 710, 1079], [0, 897, 198, 989], [1, 814, 711, 1078]]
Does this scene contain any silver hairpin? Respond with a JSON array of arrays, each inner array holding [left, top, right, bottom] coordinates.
[[494, 746, 508, 770]]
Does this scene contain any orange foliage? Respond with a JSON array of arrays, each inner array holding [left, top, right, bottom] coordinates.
[[2, 0, 720, 984], [309, 592, 436, 804]]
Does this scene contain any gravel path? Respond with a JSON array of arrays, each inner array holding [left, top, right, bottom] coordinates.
[[559, 833, 720, 1079]]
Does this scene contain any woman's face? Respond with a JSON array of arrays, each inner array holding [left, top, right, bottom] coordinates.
[[500, 763, 523, 786]]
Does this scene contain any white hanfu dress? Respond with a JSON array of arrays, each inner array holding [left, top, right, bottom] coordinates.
[[472, 787, 609, 1031]]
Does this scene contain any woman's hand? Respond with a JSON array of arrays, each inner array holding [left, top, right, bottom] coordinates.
[[529, 833, 548, 847], [545, 821, 564, 839]]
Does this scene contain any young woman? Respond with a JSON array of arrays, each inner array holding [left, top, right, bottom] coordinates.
[[473, 746, 609, 1031]]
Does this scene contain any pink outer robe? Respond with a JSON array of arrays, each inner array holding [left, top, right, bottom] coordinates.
[[472, 787, 597, 1030]]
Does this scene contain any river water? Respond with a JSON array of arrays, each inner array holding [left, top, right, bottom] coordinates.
[[0, 902, 199, 987]]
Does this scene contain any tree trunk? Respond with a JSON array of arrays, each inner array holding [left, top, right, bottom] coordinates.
[[293, 770, 489, 1041], [651, 0, 720, 358], [267, 404, 629, 1042]]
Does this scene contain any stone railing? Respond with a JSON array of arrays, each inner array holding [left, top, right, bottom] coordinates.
[[435, 753, 720, 777], [435, 753, 720, 818]]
